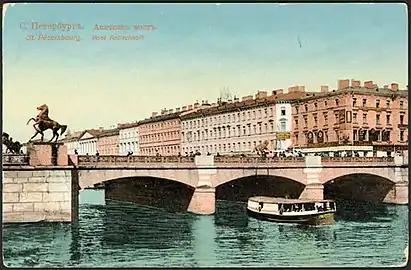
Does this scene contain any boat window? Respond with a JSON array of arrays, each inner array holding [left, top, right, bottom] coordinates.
[[304, 203, 315, 211]]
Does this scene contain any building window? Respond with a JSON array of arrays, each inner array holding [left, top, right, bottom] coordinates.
[[295, 119, 298, 126], [304, 105, 308, 112], [400, 131, 404, 141], [323, 112, 328, 123], [314, 103, 318, 110], [281, 107, 286, 116], [400, 101, 404, 109], [376, 100, 380, 108], [400, 115, 404, 125], [353, 113, 357, 123], [280, 120, 286, 132], [303, 116, 308, 127], [353, 98, 357, 106], [295, 107, 299, 114], [335, 99, 339, 106], [363, 113, 367, 123], [386, 99, 390, 108], [324, 100, 327, 107], [362, 98, 367, 106], [314, 116, 318, 126], [376, 114, 381, 125]]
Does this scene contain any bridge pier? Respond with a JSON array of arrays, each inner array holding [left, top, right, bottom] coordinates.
[[300, 156, 324, 200], [384, 156, 409, 204], [187, 156, 216, 215]]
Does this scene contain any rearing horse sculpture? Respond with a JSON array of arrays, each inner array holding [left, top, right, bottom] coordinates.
[[26, 104, 68, 142]]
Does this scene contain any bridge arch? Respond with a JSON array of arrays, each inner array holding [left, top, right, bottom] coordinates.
[[215, 173, 306, 203], [102, 176, 196, 213], [78, 169, 198, 189], [214, 168, 306, 187], [320, 167, 395, 185], [323, 172, 395, 203]]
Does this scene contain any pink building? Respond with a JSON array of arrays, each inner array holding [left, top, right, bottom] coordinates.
[[138, 108, 185, 156], [292, 79, 408, 156], [97, 128, 119, 155]]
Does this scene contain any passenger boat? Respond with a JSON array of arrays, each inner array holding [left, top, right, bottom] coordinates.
[[247, 196, 337, 225]]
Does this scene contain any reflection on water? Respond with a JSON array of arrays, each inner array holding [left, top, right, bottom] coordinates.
[[2, 190, 408, 268]]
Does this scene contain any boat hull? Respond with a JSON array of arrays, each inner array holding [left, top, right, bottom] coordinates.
[[247, 208, 335, 225]]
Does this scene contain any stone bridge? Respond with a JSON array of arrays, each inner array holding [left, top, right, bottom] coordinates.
[[74, 154, 408, 215], [2, 143, 408, 223]]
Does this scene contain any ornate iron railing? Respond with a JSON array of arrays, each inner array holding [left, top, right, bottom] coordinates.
[[214, 156, 306, 163], [2, 154, 29, 166], [76, 155, 397, 165], [77, 155, 195, 165], [321, 157, 395, 163]]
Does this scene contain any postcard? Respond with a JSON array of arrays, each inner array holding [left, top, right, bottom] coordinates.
[[2, 2, 408, 268]]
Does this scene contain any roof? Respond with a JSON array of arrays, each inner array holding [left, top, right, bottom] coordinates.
[[249, 196, 334, 204], [181, 91, 311, 120], [291, 87, 408, 103], [62, 130, 86, 142], [97, 128, 119, 138], [118, 122, 139, 130], [138, 111, 181, 125]]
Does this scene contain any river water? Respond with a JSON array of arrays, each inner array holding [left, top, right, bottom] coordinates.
[[2, 190, 409, 268]]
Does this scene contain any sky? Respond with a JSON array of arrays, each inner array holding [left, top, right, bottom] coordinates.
[[2, 3, 408, 142]]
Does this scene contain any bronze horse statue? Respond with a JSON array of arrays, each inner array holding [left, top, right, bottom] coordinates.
[[26, 104, 68, 142], [2, 132, 23, 154]]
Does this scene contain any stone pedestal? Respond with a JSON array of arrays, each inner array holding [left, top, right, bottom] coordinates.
[[187, 187, 216, 215], [27, 142, 68, 166]]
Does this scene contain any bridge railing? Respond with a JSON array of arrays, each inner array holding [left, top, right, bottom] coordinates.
[[214, 156, 306, 163], [77, 155, 195, 165], [321, 157, 395, 163], [2, 154, 29, 166]]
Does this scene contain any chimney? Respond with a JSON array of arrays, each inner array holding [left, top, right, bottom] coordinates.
[[364, 81, 373, 88], [372, 84, 378, 89], [175, 107, 181, 113], [194, 102, 199, 109], [272, 89, 284, 95], [182, 106, 187, 111], [391, 83, 398, 92], [188, 105, 193, 110], [233, 96, 239, 102], [320, 85, 329, 92], [338, 79, 350, 90], [351, 79, 361, 87], [168, 109, 173, 114], [256, 91, 268, 99], [298, 86, 305, 92], [288, 86, 297, 93], [383, 85, 389, 89], [242, 95, 253, 101], [99, 127, 104, 132]]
